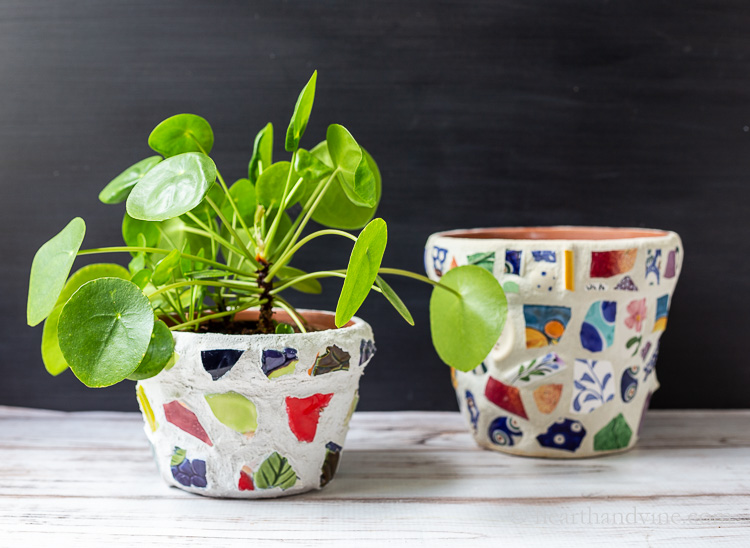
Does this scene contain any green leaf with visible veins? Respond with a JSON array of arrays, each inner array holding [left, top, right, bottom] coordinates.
[[429, 265, 507, 372], [148, 114, 214, 158], [58, 277, 154, 387], [255, 452, 297, 490], [42, 263, 130, 376], [27, 217, 86, 326], [335, 218, 387, 327]]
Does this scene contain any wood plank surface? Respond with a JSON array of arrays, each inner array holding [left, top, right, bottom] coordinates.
[[0, 407, 748, 547]]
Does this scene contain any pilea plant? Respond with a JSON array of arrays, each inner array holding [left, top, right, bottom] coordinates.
[[26, 72, 508, 388]]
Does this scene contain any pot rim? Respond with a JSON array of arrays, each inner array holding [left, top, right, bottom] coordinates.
[[169, 308, 367, 342], [430, 225, 675, 243]]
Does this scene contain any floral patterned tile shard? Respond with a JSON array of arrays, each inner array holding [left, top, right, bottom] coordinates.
[[508, 352, 566, 385], [136, 385, 158, 432], [201, 349, 244, 380], [594, 413, 633, 451], [570, 359, 615, 414], [532, 250, 556, 263], [320, 441, 342, 488], [261, 348, 298, 379], [238, 465, 255, 491], [580, 301, 617, 353], [505, 250, 522, 275], [467, 251, 495, 273], [359, 339, 376, 365], [432, 246, 448, 277], [536, 419, 586, 452], [620, 366, 639, 403], [466, 390, 480, 432], [614, 275, 639, 291], [533, 384, 563, 414], [646, 249, 662, 286], [286, 393, 334, 443], [624, 299, 646, 332], [308, 345, 351, 376], [590, 249, 637, 278], [163, 401, 213, 446], [171, 447, 207, 488], [488, 416, 523, 446], [485, 377, 528, 419], [523, 305, 572, 348], [653, 294, 669, 332], [204, 392, 258, 437], [255, 452, 297, 490]]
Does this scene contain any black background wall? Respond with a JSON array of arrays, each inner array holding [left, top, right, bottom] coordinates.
[[1, 0, 747, 411]]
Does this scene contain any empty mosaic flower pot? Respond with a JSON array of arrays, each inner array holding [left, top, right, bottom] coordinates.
[[135, 309, 375, 498], [425, 227, 682, 458]]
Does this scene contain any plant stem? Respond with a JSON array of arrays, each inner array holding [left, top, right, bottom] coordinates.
[[378, 268, 461, 296], [149, 279, 262, 299], [206, 196, 258, 265], [168, 299, 261, 331], [269, 270, 346, 295], [78, 247, 256, 278], [275, 296, 307, 333], [263, 152, 297, 256], [267, 228, 355, 279]]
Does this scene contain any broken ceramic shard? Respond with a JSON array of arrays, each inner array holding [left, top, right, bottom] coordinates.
[[170, 447, 207, 488], [320, 441, 342, 488], [136, 385, 158, 432], [261, 347, 298, 379], [163, 400, 213, 446], [620, 366, 639, 403], [359, 339, 376, 365], [485, 377, 528, 419], [205, 392, 258, 437], [201, 349, 244, 380], [653, 294, 669, 332], [614, 275, 638, 291], [594, 413, 633, 451], [523, 305, 571, 348], [238, 465, 254, 491], [580, 301, 617, 353], [466, 390, 480, 432], [536, 418, 586, 452], [533, 384, 563, 414], [308, 345, 351, 376], [504, 250, 522, 275], [286, 393, 334, 443], [590, 249, 637, 278], [467, 251, 495, 273], [255, 452, 297, 490], [570, 359, 615, 414], [488, 416, 523, 446], [509, 352, 565, 385]]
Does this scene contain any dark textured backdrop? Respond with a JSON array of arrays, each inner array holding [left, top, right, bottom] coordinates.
[[1, 0, 747, 411]]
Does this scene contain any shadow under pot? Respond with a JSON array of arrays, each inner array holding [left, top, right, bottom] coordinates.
[[425, 226, 682, 458], [135, 309, 376, 498]]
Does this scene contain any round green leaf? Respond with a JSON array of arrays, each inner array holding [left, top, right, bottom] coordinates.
[[326, 124, 377, 208], [126, 152, 217, 221], [277, 265, 323, 294], [256, 161, 303, 209], [220, 178, 257, 226], [429, 265, 508, 372], [295, 148, 333, 181], [99, 156, 162, 204], [151, 249, 181, 286], [58, 277, 155, 387], [248, 123, 273, 184], [122, 213, 160, 251], [27, 217, 86, 326], [43, 261, 131, 377], [335, 218, 388, 327], [127, 320, 175, 380], [285, 71, 317, 152], [300, 142, 381, 230], [148, 114, 214, 158]]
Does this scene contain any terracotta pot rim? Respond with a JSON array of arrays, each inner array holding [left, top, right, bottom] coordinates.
[[432, 225, 673, 242], [170, 308, 363, 338]]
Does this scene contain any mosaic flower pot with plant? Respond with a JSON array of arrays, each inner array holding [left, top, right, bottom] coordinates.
[[26, 72, 508, 498], [425, 227, 682, 458]]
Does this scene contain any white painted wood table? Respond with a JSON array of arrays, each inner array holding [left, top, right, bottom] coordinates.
[[0, 407, 748, 547]]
